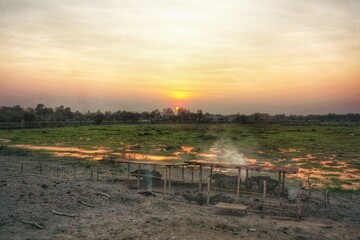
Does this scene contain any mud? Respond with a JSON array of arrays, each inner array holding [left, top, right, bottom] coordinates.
[[0, 155, 360, 240]]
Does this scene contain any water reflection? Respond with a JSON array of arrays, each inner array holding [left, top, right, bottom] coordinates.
[[10, 144, 359, 189]]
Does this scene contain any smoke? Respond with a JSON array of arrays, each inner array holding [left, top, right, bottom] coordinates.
[[222, 148, 247, 165], [210, 139, 247, 165], [143, 171, 153, 192], [287, 186, 300, 202]]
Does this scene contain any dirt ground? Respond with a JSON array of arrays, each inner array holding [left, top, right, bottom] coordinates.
[[0, 156, 359, 240]]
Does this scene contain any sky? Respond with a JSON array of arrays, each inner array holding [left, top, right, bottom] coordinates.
[[0, 0, 359, 115]]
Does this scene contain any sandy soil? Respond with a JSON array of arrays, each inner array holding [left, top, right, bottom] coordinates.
[[0, 156, 359, 240]]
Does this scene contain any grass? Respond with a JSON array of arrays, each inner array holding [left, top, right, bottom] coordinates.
[[1, 123, 359, 190]]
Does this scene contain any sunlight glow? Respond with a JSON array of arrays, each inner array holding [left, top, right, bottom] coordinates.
[[0, 0, 359, 114], [168, 91, 191, 100]]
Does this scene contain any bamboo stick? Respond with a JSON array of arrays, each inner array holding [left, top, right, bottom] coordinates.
[[237, 168, 241, 198], [94, 192, 111, 198], [207, 177, 211, 205], [199, 165, 203, 192], [78, 200, 95, 208], [52, 209, 76, 217], [262, 180, 267, 218], [20, 220, 43, 229]]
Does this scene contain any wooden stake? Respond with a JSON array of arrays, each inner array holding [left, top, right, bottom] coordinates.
[[278, 198, 283, 216], [96, 167, 99, 181], [56, 162, 59, 177], [199, 165, 203, 192], [163, 167, 167, 194], [168, 167, 172, 190], [127, 163, 130, 181], [236, 168, 241, 198], [137, 164, 140, 190], [307, 172, 312, 197], [207, 177, 211, 205], [246, 168, 249, 179], [90, 168, 93, 180], [281, 171, 285, 194], [278, 171, 282, 195], [210, 165, 213, 177], [112, 171, 116, 183], [262, 180, 267, 218], [324, 190, 328, 208], [181, 166, 185, 182], [297, 190, 301, 221], [39, 161, 42, 175], [191, 167, 194, 184]]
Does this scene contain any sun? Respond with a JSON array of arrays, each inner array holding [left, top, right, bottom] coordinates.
[[176, 106, 180, 111]]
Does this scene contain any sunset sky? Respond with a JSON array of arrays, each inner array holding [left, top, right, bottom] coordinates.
[[0, 0, 359, 114]]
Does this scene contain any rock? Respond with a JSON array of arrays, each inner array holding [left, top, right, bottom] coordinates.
[[248, 228, 257, 232]]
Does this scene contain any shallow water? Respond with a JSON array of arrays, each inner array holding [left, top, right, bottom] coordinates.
[[10, 144, 360, 189]]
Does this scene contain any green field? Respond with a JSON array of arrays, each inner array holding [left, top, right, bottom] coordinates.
[[1, 123, 360, 189]]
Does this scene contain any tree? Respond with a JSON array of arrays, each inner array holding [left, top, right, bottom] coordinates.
[[177, 107, 190, 122], [150, 109, 161, 120], [94, 110, 105, 124], [162, 108, 175, 121], [196, 109, 204, 122]]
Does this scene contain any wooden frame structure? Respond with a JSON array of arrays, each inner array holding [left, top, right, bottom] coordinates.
[[116, 159, 187, 194], [184, 160, 298, 196]]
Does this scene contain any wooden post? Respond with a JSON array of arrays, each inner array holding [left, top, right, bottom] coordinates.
[[39, 160, 42, 175], [324, 190, 328, 208], [246, 168, 249, 179], [307, 173, 312, 197], [191, 167, 194, 184], [281, 171, 285, 194], [90, 168, 93, 180], [236, 168, 241, 198], [168, 167, 172, 190], [56, 162, 59, 177], [112, 171, 116, 183], [327, 190, 330, 204], [127, 163, 130, 181], [278, 171, 282, 195], [207, 177, 211, 205], [210, 165, 213, 177], [137, 164, 140, 190], [262, 180, 267, 218], [199, 165, 203, 192], [278, 198, 283, 216], [181, 166, 185, 182], [96, 167, 99, 181], [297, 190, 301, 221], [163, 167, 167, 194]]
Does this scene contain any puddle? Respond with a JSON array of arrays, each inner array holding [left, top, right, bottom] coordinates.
[[115, 153, 179, 161], [54, 152, 106, 161], [197, 153, 218, 158], [279, 148, 299, 153], [10, 144, 360, 190], [13, 144, 110, 154], [181, 146, 194, 154]]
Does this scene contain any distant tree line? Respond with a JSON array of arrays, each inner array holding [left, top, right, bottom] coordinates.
[[0, 104, 360, 124]]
